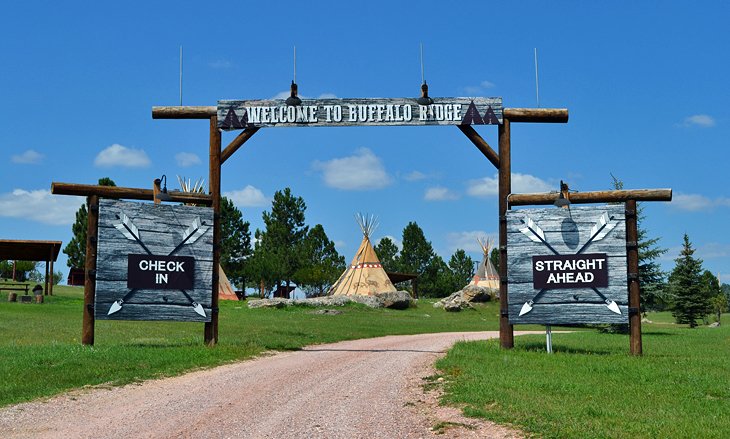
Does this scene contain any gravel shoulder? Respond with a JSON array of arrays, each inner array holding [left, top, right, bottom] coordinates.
[[0, 331, 533, 438]]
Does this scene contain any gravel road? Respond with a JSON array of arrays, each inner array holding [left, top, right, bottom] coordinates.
[[0, 331, 530, 438]]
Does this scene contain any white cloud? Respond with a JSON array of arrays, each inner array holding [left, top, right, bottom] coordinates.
[[224, 185, 269, 207], [467, 172, 552, 197], [403, 171, 427, 182], [375, 235, 401, 251], [94, 144, 151, 168], [175, 152, 201, 167], [0, 189, 83, 225], [446, 231, 494, 253], [312, 148, 392, 190], [681, 114, 716, 128], [209, 59, 232, 69], [317, 93, 338, 99], [671, 193, 713, 211], [671, 193, 730, 211], [11, 149, 44, 164], [424, 186, 459, 201], [462, 80, 496, 95], [696, 243, 730, 260]]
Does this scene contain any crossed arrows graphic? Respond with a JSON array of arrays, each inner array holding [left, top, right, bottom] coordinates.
[[518, 212, 622, 316], [107, 212, 210, 317]]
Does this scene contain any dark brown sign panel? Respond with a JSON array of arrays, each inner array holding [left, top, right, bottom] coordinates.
[[127, 254, 195, 290], [532, 253, 608, 289]]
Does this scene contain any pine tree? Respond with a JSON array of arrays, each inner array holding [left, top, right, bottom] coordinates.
[[669, 234, 709, 327], [63, 178, 116, 268], [448, 249, 474, 291], [294, 224, 345, 297], [374, 237, 400, 272], [251, 188, 308, 294], [219, 196, 252, 292], [610, 175, 667, 311]]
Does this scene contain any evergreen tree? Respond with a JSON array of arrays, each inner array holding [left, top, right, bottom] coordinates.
[[489, 247, 500, 275], [63, 178, 116, 268], [219, 196, 252, 292], [252, 188, 308, 294], [448, 249, 475, 291], [374, 237, 400, 272], [399, 222, 445, 297], [669, 234, 709, 327], [610, 175, 667, 311], [293, 224, 345, 297]]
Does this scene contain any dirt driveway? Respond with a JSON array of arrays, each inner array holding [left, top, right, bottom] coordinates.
[[0, 331, 530, 438]]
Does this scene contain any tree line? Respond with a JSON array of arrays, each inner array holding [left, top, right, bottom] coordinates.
[[61, 182, 477, 298]]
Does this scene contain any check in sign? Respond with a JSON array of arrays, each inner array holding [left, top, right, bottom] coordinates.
[[127, 255, 195, 290]]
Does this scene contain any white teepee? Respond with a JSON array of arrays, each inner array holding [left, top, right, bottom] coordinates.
[[328, 214, 397, 297], [470, 237, 499, 290]]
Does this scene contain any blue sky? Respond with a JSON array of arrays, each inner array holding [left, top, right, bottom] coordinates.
[[1, 1, 728, 285]]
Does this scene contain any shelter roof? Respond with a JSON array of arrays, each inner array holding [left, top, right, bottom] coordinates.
[[386, 272, 418, 284], [0, 240, 62, 262]]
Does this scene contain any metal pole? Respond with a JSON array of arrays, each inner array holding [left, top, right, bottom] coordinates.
[[82, 195, 99, 346], [498, 118, 514, 349], [205, 116, 221, 346], [546, 325, 553, 353], [626, 199, 643, 355]]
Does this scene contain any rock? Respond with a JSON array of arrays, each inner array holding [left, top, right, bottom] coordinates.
[[434, 292, 472, 312], [247, 298, 290, 309], [376, 291, 413, 310], [461, 285, 492, 303], [708, 322, 720, 328], [349, 295, 384, 308]]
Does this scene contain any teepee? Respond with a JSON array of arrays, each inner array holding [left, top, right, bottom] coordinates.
[[328, 214, 397, 297], [471, 237, 499, 290]]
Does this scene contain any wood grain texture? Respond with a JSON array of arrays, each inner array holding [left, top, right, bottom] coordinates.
[[217, 97, 503, 130], [507, 205, 629, 325], [94, 200, 213, 322], [508, 189, 672, 206], [52, 182, 213, 206]]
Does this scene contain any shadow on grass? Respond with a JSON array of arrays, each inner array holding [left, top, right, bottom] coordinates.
[[517, 341, 615, 355], [642, 331, 675, 337]]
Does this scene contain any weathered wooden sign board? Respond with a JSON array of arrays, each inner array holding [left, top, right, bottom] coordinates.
[[507, 205, 628, 325], [217, 97, 502, 130], [95, 200, 214, 322]]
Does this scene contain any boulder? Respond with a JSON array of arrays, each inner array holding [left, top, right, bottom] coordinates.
[[461, 285, 493, 303], [247, 298, 290, 309], [434, 292, 472, 312], [376, 291, 413, 310], [708, 321, 720, 328]]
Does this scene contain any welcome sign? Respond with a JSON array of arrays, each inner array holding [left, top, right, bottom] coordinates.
[[95, 200, 214, 322], [218, 97, 503, 130], [506, 205, 628, 325]]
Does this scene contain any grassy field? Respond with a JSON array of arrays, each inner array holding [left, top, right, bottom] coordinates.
[[436, 316, 730, 438], [0, 284, 502, 407], [3, 284, 728, 438]]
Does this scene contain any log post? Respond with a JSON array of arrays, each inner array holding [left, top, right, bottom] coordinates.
[[626, 199, 642, 355], [205, 116, 222, 346], [82, 195, 99, 346], [498, 119, 514, 349], [48, 246, 55, 296]]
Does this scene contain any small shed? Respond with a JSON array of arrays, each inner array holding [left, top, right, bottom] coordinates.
[[0, 240, 62, 295]]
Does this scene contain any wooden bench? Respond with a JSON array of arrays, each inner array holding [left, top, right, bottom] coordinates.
[[0, 282, 30, 294]]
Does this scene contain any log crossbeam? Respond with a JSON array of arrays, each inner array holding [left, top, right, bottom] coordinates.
[[508, 189, 672, 207], [51, 182, 213, 206]]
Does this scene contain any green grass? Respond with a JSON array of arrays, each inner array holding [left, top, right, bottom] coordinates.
[[0, 285, 503, 406], [435, 314, 730, 439]]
